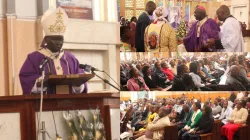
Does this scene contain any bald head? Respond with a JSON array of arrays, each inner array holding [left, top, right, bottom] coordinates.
[[145, 1, 156, 16], [217, 5, 231, 21], [229, 65, 240, 78]]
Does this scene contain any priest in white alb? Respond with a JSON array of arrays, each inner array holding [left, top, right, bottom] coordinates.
[[207, 5, 244, 52]]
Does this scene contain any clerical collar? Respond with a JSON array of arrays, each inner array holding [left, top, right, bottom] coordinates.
[[223, 15, 235, 22]]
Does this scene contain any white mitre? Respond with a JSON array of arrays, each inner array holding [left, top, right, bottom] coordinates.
[[41, 7, 69, 36]]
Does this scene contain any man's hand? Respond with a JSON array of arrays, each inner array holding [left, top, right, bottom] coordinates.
[[191, 130, 196, 134], [207, 38, 215, 46], [196, 131, 201, 134], [36, 77, 48, 87], [182, 128, 187, 131]]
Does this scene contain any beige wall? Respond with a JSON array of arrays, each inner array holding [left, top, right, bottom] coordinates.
[[0, 19, 9, 96], [5, 17, 37, 96], [15, 19, 37, 95]]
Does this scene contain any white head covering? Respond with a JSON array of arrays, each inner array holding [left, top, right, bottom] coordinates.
[[41, 7, 69, 36], [153, 6, 169, 23]]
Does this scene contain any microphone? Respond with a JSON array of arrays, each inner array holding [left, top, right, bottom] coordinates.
[[39, 57, 49, 69], [79, 64, 103, 72], [39, 51, 61, 70]]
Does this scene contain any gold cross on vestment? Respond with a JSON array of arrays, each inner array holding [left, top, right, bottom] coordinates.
[[56, 66, 61, 70], [57, 9, 63, 18]]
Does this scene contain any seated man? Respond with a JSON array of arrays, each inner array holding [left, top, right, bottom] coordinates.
[[179, 102, 202, 140], [134, 104, 152, 131], [221, 100, 248, 140], [136, 106, 171, 140], [226, 65, 246, 91], [173, 104, 192, 130], [212, 98, 222, 117], [153, 62, 169, 88], [19, 7, 87, 94], [218, 100, 233, 125]]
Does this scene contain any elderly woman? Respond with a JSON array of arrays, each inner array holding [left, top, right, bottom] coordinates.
[[221, 100, 248, 140], [144, 6, 177, 52], [127, 68, 150, 91]]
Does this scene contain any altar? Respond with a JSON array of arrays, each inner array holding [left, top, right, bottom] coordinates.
[[0, 93, 120, 140]]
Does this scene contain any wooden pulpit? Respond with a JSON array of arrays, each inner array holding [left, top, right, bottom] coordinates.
[[47, 74, 95, 94], [0, 93, 119, 140]]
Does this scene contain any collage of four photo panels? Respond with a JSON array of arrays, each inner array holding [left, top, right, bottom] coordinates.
[[119, 0, 250, 140]]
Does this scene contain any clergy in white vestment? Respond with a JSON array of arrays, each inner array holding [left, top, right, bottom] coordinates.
[[207, 5, 244, 52]]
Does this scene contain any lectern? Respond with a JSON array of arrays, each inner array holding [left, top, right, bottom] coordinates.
[[0, 93, 119, 140], [46, 74, 95, 94]]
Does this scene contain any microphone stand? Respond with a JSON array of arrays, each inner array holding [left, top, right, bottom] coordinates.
[[91, 71, 120, 91], [37, 60, 50, 140]]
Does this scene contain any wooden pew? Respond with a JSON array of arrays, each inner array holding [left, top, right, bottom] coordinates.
[[163, 124, 178, 140], [242, 30, 250, 37], [237, 115, 250, 140], [200, 119, 221, 140], [120, 105, 134, 133]]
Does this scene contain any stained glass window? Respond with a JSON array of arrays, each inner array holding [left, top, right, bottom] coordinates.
[[125, 0, 134, 8], [136, 0, 145, 8], [125, 10, 134, 21], [136, 10, 144, 18], [125, 0, 145, 19]]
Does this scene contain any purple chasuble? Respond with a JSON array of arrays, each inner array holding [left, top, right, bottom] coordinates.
[[19, 50, 88, 94], [183, 18, 220, 52]]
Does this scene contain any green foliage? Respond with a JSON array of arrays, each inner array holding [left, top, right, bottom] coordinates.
[[176, 21, 187, 39]]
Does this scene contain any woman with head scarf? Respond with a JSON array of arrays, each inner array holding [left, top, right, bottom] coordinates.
[[144, 6, 177, 52]]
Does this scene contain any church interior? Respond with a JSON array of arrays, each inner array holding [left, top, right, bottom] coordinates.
[[120, 91, 250, 140], [119, 0, 250, 51], [0, 0, 120, 140]]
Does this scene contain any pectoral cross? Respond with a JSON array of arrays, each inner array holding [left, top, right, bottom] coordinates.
[[56, 66, 61, 70]]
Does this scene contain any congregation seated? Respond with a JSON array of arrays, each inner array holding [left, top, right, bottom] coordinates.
[[127, 68, 149, 91], [120, 92, 250, 140], [221, 100, 248, 140], [142, 65, 162, 90], [172, 104, 192, 131], [181, 106, 214, 140], [218, 100, 233, 125], [121, 53, 250, 91], [212, 98, 222, 117], [179, 102, 203, 140], [171, 64, 199, 91], [225, 65, 247, 91], [154, 62, 171, 88], [135, 107, 171, 140]]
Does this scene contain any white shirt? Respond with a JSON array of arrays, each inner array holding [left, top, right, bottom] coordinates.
[[237, 92, 244, 99], [218, 17, 244, 52], [189, 72, 205, 87], [219, 106, 233, 124]]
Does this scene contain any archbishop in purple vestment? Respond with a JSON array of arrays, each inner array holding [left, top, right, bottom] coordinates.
[[183, 18, 220, 52], [19, 47, 88, 94], [19, 7, 87, 94]]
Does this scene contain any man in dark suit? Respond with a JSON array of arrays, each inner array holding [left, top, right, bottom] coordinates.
[[135, 1, 156, 52]]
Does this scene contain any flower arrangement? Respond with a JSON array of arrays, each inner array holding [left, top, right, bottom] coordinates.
[[63, 108, 106, 140], [176, 21, 187, 44]]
